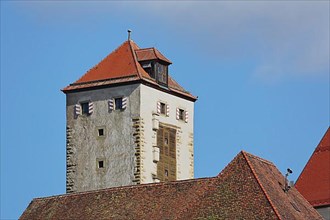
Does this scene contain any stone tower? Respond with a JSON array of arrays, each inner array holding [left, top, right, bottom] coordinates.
[[62, 38, 197, 193]]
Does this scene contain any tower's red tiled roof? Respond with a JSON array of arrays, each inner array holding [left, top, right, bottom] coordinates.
[[295, 127, 330, 207], [62, 40, 195, 101], [20, 151, 322, 220]]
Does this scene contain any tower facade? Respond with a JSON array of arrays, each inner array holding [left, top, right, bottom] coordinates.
[[62, 40, 197, 193]]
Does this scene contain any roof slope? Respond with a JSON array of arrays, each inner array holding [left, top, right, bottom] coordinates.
[[295, 127, 330, 207], [20, 151, 322, 220], [62, 40, 196, 101]]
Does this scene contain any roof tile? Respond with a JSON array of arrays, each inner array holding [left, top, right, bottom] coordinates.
[[20, 151, 322, 220], [295, 127, 330, 207], [62, 40, 195, 101]]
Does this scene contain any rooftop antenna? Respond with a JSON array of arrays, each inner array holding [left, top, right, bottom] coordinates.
[[127, 29, 132, 41], [284, 168, 293, 192]]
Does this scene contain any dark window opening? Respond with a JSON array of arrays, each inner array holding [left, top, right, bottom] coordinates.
[[179, 109, 185, 120], [81, 102, 89, 115], [160, 102, 166, 115], [115, 98, 123, 110], [164, 137, 168, 145], [98, 161, 104, 168], [142, 62, 155, 79], [156, 63, 168, 86], [98, 129, 104, 136], [165, 169, 168, 177], [140, 61, 168, 86]]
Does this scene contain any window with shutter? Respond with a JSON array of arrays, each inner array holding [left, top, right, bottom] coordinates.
[[122, 97, 128, 109], [112, 97, 127, 110], [157, 125, 176, 182], [88, 102, 94, 114], [108, 99, 114, 111], [74, 104, 81, 117], [157, 102, 161, 114], [75, 101, 95, 117], [158, 102, 168, 116], [176, 108, 188, 123], [166, 105, 170, 117]]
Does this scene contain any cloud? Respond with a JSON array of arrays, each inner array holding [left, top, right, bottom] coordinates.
[[13, 1, 329, 82], [132, 1, 329, 81]]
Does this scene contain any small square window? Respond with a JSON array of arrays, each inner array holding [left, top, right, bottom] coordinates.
[[98, 160, 104, 168], [98, 129, 104, 136], [160, 103, 166, 115], [115, 98, 123, 110], [81, 102, 89, 115], [179, 109, 185, 120]]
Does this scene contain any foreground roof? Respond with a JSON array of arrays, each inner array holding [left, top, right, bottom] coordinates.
[[62, 40, 196, 101], [20, 151, 322, 220], [295, 127, 330, 207]]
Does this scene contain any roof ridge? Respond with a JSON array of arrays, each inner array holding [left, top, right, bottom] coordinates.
[[32, 177, 217, 201], [152, 47, 158, 59], [128, 40, 143, 79], [315, 126, 330, 152], [242, 151, 282, 220], [242, 151, 274, 165]]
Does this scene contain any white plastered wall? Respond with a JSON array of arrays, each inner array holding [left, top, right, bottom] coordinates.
[[139, 84, 195, 183]]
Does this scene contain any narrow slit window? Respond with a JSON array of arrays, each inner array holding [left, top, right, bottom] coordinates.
[[160, 103, 166, 115], [98, 161, 104, 168], [179, 109, 185, 120], [164, 137, 169, 145]]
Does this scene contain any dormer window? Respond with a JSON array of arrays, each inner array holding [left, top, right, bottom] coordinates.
[[155, 62, 168, 86], [136, 47, 171, 87], [142, 62, 154, 79], [141, 61, 168, 86]]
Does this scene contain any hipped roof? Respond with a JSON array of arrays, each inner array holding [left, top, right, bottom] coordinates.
[[62, 40, 196, 101], [20, 151, 322, 220], [295, 127, 330, 207]]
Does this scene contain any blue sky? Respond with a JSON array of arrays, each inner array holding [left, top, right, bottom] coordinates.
[[1, 1, 329, 219]]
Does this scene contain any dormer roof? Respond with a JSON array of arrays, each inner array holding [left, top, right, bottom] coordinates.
[[295, 127, 330, 207], [135, 47, 172, 64], [62, 40, 195, 101]]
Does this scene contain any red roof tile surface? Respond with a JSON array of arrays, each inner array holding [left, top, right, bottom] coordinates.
[[135, 47, 172, 64], [62, 40, 195, 101], [20, 151, 322, 220], [295, 127, 330, 207]]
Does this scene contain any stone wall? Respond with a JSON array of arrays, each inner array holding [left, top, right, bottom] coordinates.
[[65, 83, 195, 192], [66, 84, 140, 193]]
